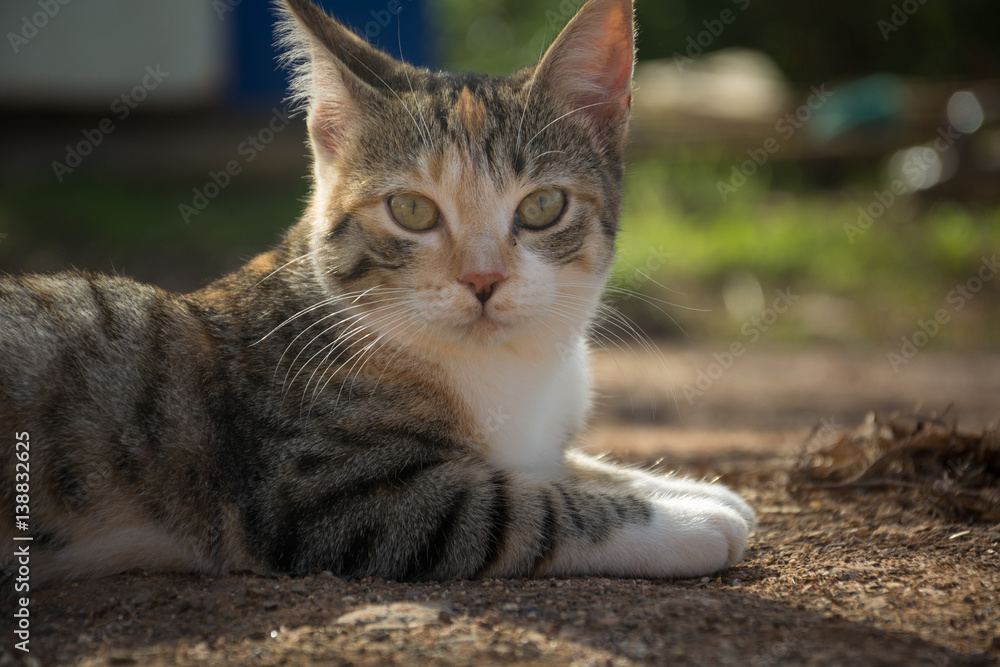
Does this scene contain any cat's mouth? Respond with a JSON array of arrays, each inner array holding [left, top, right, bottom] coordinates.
[[448, 305, 521, 344]]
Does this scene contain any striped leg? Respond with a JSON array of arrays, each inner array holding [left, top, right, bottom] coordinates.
[[254, 448, 750, 581]]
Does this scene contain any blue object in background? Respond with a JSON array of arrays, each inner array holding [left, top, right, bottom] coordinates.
[[230, 0, 431, 108], [807, 74, 906, 145]]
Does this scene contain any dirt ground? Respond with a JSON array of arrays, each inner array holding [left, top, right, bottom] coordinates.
[[4, 346, 999, 666]]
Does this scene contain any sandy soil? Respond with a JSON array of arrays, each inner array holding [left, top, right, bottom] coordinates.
[[3, 347, 998, 666]]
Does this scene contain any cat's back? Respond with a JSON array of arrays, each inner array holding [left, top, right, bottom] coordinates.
[[0, 271, 254, 583], [0, 271, 214, 413]]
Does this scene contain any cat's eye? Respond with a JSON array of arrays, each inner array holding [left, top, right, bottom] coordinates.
[[516, 188, 566, 230], [389, 193, 440, 231]]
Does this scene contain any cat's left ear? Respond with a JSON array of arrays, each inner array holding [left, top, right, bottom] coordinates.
[[532, 0, 635, 141]]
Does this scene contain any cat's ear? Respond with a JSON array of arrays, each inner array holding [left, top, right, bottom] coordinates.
[[276, 0, 412, 162], [532, 0, 635, 139]]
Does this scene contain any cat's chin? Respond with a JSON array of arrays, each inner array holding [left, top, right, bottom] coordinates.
[[451, 315, 520, 348], [419, 311, 530, 350]]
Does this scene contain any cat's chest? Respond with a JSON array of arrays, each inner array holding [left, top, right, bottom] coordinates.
[[442, 341, 591, 479]]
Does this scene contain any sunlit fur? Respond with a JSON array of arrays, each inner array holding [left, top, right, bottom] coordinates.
[[0, 0, 754, 590]]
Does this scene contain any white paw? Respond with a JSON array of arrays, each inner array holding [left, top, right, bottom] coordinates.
[[645, 495, 749, 577], [660, 478, 757, 531], [622, 470, 757, 531], [538, 495, 749, 579]]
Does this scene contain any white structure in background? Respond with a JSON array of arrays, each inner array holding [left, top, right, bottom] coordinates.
[[633, 48, 791, 122], [1, 0, 226, 108]]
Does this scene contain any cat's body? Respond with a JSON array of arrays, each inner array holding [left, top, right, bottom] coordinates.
[[1, 0, 753, 589]]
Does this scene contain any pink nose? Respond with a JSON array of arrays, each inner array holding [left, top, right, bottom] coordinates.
[[461, 271, 506, 304]]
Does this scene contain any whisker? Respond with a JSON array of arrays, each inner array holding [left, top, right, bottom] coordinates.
[[614, 258, 688, 296], [279, 295, 410, 392], [542, 303, 641, 415], [344, 306, 424, 396], [255, 295, 339, 346], [397, 11, 433, 145], [254, 285, 409, 346], [551, 280, 702, 336], [368, 318, 430, 398], [602, 285, 708, 313], [550, 292, 679, 415], [515, 17, 554, 158], [290, 300, 411, 400], [593, 303, 679, 415], [249, 248, 323, 291], [333, 307, 424, 408], [311, 306, 423, 412], [525, 101, 617, 151], [299, 300, 418, 405], [269, 289, 410, 376]]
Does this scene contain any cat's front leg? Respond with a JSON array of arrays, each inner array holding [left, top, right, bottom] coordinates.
[[565, 450, 757, 530], [256, 448, 749, 580]]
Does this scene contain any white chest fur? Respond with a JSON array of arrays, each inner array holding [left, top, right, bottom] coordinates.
[[440, 337, 592, 479]]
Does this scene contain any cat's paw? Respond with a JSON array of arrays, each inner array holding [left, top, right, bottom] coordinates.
[[623, 471, 757, 531], [536, 490, 750, 580], [581, 495, 749, 579], [649, 496, 748, 577], [668, 479, 757, 532]]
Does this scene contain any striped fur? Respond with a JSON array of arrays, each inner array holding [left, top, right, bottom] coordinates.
[[0, 0, 753, 589]]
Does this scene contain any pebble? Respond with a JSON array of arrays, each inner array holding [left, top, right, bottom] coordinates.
[[333, 602, 456, 630]]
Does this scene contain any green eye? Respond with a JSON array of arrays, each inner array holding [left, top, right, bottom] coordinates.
[[517, 188, 566, 230], [389, 193, 440, 231]]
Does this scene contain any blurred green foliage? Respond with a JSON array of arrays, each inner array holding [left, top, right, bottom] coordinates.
[[612, 157, 1000, 345], [429, 0, 1000, 83], [0, 177, 307, 294]]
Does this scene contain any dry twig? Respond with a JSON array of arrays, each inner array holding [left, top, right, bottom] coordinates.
[[789, 411, 1000, 522]]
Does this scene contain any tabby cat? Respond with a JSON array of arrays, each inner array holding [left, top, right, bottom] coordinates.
[[1, 0, 754, 589]]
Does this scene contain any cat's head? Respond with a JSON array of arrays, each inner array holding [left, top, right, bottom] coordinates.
[[279, 0, 634, 352]]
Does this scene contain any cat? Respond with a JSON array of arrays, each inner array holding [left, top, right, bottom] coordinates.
[[0, 0, 754, 590]]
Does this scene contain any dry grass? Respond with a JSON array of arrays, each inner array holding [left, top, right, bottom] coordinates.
[[791, 411, 1000, 522]]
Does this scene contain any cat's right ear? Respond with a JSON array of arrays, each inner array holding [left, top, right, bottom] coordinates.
[[276, 0, 398, 162]]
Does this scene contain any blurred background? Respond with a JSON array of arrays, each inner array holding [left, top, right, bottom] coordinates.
[[1, 0, 998, 430]]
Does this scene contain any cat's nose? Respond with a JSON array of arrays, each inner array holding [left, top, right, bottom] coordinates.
[[461, 271, 506, 304]]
